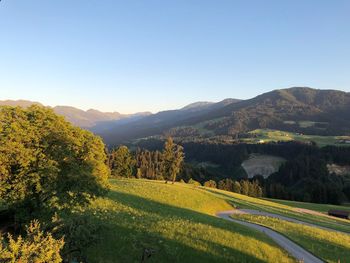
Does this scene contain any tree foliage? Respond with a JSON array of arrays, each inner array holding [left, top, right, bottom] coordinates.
[[0, 220, 64, 263], [0, 106, 110, 220], [109, 146, 135, 178], [162, 137, 184, 183]]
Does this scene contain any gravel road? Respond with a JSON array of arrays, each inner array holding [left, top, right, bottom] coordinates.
[[217, 210, 324, 263]]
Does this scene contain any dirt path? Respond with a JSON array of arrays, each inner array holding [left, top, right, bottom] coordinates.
[[217, 210, 324, 263]]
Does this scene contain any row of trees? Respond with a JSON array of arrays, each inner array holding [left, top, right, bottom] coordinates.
[[137, 138, 350, 204], [217, 178, 263, 197], [109, 137, 184, 183]]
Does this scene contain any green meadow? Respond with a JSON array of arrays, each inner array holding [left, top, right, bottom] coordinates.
[[265, 198, 350, 213], [245, 129, 350, 147], [82, 179, 295, 263], [200, 188, 350, 233], [231, 214, 350, 263]]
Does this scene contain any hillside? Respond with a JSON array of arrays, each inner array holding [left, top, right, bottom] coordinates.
[[97, 87, 350, 145], [84, 179, 294, 263], [78, 179, 350, 263], [97, 98, 240, 144], [191, 87, 350, 136]]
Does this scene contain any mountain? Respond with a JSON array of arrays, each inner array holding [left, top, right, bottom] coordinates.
[[0, 99, 43, 108], [181, 101, 214, 111], [97, 98, 240, 144], [0, 100, 151, 128], [189, 87, 350, 136], [52, 106, 122, 128], [97, 87, 350, 145]]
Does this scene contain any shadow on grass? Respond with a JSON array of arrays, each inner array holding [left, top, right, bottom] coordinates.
[[82, 189, 291, 263]]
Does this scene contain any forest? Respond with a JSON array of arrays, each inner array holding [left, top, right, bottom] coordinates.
[[133, 138, 350, 204]]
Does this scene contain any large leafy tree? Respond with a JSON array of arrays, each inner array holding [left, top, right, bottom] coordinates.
[[162, 137, 184, 183], [0, 105, 110, 220]]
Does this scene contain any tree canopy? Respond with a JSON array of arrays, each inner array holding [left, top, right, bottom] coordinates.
[[0, 106, 110, 219]]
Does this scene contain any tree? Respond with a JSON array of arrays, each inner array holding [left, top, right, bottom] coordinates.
[[0, 106, 110, 221], [240, 180, 249, 196], [233, 181, 241, 194], [218, 178, 234, 192], [162, 137, 184, 183], [204, 180, 217, 188], [109, 146, 135, 177]]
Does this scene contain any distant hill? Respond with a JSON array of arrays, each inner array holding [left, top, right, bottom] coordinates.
[[190, 87, 350, 136], [0, 99, 43, 108], [0, 100, 151, 128], [97, 87, 350, 145], [97, 98, 240, 144]]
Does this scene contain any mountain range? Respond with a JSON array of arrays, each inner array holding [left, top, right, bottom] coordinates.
[[0, 100, 151, 128], [96, 87, 350, 145], [2, 87, 350, 146]]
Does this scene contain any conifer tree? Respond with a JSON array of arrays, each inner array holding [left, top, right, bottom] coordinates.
[[162, 137, 184, 183]]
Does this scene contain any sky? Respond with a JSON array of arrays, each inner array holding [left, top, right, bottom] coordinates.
[[1, 0, 350, 113]]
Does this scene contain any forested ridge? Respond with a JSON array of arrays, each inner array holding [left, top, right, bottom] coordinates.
[[98, 87, 350, 145]]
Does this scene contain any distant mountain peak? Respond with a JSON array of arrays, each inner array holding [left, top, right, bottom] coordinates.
[[181, 101, 214, 110]]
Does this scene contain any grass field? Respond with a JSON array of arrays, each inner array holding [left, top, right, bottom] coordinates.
[[245, 129, 350, 147], [201, 188, 350, 233], [265, 198, 350, 213], [231, 214, 350, 263], [82, 179, 295, 263]]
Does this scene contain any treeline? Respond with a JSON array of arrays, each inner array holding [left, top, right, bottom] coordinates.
[[109, 137, 184, 183], [215, 178, 263, 198], [134, 138, 350, 204], [108, 144, 264, 198]]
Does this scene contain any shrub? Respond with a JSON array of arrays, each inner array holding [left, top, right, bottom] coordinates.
[[204, 180, 217, 188], [0, 220, 64, 263], [188, 178, 201, 186]]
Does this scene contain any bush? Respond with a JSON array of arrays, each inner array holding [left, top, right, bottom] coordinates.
[[0, 220, 64, 263], [51, 212, 102, 262], [204, 180, 217, 188], [188, 178, 201, 186]]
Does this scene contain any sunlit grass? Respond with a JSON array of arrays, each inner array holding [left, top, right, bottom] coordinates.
[[245, 128, 350, 147], [200, 187, 350, 233], [231, 214, 350, 263], [83, 179, 295, 263], [265, 198, 350, 213]]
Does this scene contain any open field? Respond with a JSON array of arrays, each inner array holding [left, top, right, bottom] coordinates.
[[231, 214, 350, 263], [245, 129, 350, 147], [265, 198, 350, 213], [82, 179, 295, 263], [201, 188, 350, 233]]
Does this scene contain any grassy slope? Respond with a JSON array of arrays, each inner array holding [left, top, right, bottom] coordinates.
[[84, 179, 295, 263], [246, 129, 350, 147], [265, 198, 350, 213], [231, 214, 350, 263], [201, 188, 350, 233]]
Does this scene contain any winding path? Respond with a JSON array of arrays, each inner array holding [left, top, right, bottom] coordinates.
[[217, 210, 323, 263]]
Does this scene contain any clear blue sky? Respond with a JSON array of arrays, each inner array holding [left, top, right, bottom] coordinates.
[[1, 0, 350, 113]]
